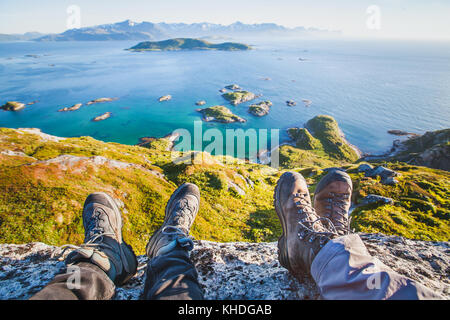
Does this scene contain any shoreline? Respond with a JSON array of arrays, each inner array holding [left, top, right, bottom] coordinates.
[[0, 124, 411, 164]]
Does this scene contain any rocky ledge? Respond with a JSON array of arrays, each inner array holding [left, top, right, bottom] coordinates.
[[0, 233, 448, 300]]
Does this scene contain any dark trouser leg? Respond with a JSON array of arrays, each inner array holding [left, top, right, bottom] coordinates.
[[142, 247, 204, 300], [30, 262, 116, 300]]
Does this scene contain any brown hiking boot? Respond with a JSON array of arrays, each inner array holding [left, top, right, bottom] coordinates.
[[313, 169, 353, 236], [274, 172, 338, 277]]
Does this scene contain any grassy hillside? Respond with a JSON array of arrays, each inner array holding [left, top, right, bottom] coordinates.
[[0, 128, 279, 253], [0, 115, 448, 253], [280, 115, 360, 169]]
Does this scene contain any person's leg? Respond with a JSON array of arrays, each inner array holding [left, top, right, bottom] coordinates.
[[310, 233, 443, 300], [30, 192, 138, 300], [30, 262, 115, 300], [274, 171, 443, 300], [142, 183, 204, 300], [312, 170, 442, 299]]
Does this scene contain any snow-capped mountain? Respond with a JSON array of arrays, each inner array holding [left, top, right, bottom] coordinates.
[[33, 20, 338, 41]]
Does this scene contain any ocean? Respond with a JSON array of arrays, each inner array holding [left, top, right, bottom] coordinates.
[[0, 38, 449, 155]]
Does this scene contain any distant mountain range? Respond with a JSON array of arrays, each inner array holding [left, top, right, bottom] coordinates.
[[0, 20, 340, 42], [0, 32, 47, 42]]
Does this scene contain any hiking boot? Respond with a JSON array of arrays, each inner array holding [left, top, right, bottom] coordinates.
[[274, 172, 338, 276], [65, 192, 138, 286], [146, 183, 200, 259], [313, 170, 353, 235]]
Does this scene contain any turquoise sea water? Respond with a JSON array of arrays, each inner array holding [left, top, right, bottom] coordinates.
[[0, 39, 449, 155]]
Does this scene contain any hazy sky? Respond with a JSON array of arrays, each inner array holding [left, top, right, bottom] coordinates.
[[1, 0, 449, 40]]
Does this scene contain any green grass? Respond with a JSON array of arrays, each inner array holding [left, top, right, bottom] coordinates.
[[222, 91, 255, 105], [128, 38, 251, 52], [0, 115, 449, 253], [199, 105, 244, 123], [305, 115, 359, 162]]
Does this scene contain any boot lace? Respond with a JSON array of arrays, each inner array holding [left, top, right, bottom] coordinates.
[[323, 192, 351, 234], [172, 198, 196, 229], [50, 207, 131, 273], [293, 193, 339, 247]]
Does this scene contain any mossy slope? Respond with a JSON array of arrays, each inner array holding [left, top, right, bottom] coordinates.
[[0, 115, 449, 252]]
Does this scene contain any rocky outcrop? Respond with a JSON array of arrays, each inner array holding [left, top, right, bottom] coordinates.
[[286, 100, 296, 107], [58, 103, 82, 112], [17, 128, 64, 142], [358, 164, 400, 185], [388, 130, 418, 137], [222, 91, 257, 106], [86, 98, 117, 105], [197, 106, 246, 123], [405, 143, 449, 172], [1, 101, 26, 111], [28, 154, 165, 180], [0, 233, 448, 300], [158, 95, 172, 102], [368, 128, 450, 171], [225, 84, 242, 91], [248, 101, 272, 117], [92, 112, 112, 122], [360, 194, 394, 206]]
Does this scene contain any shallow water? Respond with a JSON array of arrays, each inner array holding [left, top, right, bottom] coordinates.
[[0, 39, 449, 155]]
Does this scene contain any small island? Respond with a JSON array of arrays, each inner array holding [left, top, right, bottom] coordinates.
[[286, 100, 297, 107], [128, 38, 252, 52], [159, 95, 172, 102], [388, 130, 418, 137], [195, 100, 206, 106], [225, 84, 242, 91], [1, 101, 26, 111], [86, 98, 117, 105], [92, 112, 112, 122], [197, 105, 246, 123], [58, 103, 82, 112], [248, 101, 273, 117], [222, 91, 257, 105]]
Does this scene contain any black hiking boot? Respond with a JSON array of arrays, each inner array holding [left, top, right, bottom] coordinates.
[[65, 192, 138, 286], [146, 183, 200, 259]]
